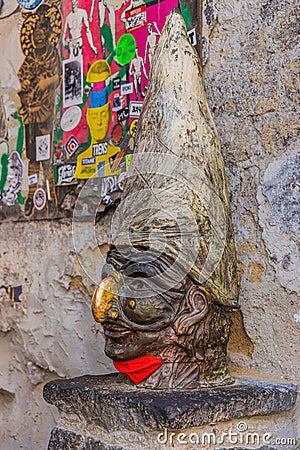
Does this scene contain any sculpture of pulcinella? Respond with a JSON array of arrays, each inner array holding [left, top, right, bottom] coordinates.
[[92, 8, 239, 389]]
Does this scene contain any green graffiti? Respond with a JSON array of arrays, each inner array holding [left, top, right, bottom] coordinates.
[[115, 34, 137, 65], [0, 153, 8, 192], [55, 95, 63, 141], [179, 2, 191, 29], [13, 112, 24, 156], [101, 24, 114, 55], [106, 50, 115, 65], [17, 191, 26, 205], [53, 164, 58, 185]]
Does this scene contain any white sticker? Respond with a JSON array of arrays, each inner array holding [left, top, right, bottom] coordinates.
[[124, 5, 146, 32], [57, 164, 76, 185], [61, 106, 82, 132], [121, 82, 133, 96], [93, 142, 108, 157], [28, 174, 38, 185], [188, 28, 197, 46], [36, 134, 51, 161], [129, 101, 143, 118]]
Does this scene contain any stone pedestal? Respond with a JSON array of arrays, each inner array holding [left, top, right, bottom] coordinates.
[[43, 374, 297, 450]]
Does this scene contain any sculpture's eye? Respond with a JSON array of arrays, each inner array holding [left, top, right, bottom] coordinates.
[[123, 294, 168, 325], [129, 278, 145, 292], [126, 270, 150, 294], [128, 300, 136, 309]]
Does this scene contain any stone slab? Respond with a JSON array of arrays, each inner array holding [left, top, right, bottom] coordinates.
[[43, 374, 297, 432], [48, 425, 278, 450], [48, 427, 128, 450]]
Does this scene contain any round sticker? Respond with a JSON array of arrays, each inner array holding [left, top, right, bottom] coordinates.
[[61, 106, 82, 132], [33, 188, 46, 211], [129, 119, 139, 138], [17, 0, 43, 10], [115, 34, 137, 65], [111, 123, 124, 145]]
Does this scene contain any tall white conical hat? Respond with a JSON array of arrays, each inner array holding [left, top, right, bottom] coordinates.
[[112, 9, 239, 307]]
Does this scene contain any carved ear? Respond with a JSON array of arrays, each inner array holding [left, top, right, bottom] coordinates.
[[175, 286, 210, 335]]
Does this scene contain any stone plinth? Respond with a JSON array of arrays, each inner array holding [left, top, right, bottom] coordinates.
[[43, 374, 297, 450]]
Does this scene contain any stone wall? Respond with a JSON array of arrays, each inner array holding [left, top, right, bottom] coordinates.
[[0, 0, 299, 448]]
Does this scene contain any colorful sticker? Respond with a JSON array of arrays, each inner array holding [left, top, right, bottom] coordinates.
[[115, 33, 137, 65], [82, 157, 96, 165], [33, 188, 46, 211], [0, 284, 22, 302], [125, 5, 147, 32], [65, 135, 79, 157], [17, 0, 43, 10], [126, 154, 132, 170], [111, 123, 124, 145], [129, 118, 139, 137]]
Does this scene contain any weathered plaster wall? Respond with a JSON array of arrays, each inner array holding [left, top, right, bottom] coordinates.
[[202, 0, 300, 439], [0, 0, 299, 449], [203, 0, 299, 372], [0, 217, 115, 449]]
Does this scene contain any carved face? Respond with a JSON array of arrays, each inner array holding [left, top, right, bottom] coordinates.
[[92, 250, 186, 361], [87, 103, 111, 143], [92, 246, 214, 364]]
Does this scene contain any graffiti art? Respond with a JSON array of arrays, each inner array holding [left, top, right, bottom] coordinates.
[[0, 0, 201, 220]]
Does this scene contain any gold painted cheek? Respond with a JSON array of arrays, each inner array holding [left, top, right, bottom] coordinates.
[[91, 277, 117, 323], [108, 310, 119, 319]]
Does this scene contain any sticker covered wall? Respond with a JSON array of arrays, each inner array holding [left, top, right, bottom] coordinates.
[[0, 0, 200, 220]]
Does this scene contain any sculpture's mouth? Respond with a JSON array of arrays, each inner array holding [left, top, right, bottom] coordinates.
[[102, 322, 133, 338]]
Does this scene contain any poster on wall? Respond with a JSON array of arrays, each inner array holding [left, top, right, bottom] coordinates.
[[0, 0, 200, 220]]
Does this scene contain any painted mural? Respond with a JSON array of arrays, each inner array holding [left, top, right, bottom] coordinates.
[[0, 0, 199, 220]]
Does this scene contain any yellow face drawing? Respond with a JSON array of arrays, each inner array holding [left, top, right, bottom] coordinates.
[[87, 103, 111, 143]]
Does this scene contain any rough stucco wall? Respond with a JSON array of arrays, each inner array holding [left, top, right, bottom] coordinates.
[[0, 216, 115, 449], [0, 0, 299, 449], [202, 0, 300, 434]]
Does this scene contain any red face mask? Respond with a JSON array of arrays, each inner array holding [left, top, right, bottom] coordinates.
[[113, 355, 163, 385]]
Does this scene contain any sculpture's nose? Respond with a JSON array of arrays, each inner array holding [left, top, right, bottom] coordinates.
[[91, 276, 119, 323]]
